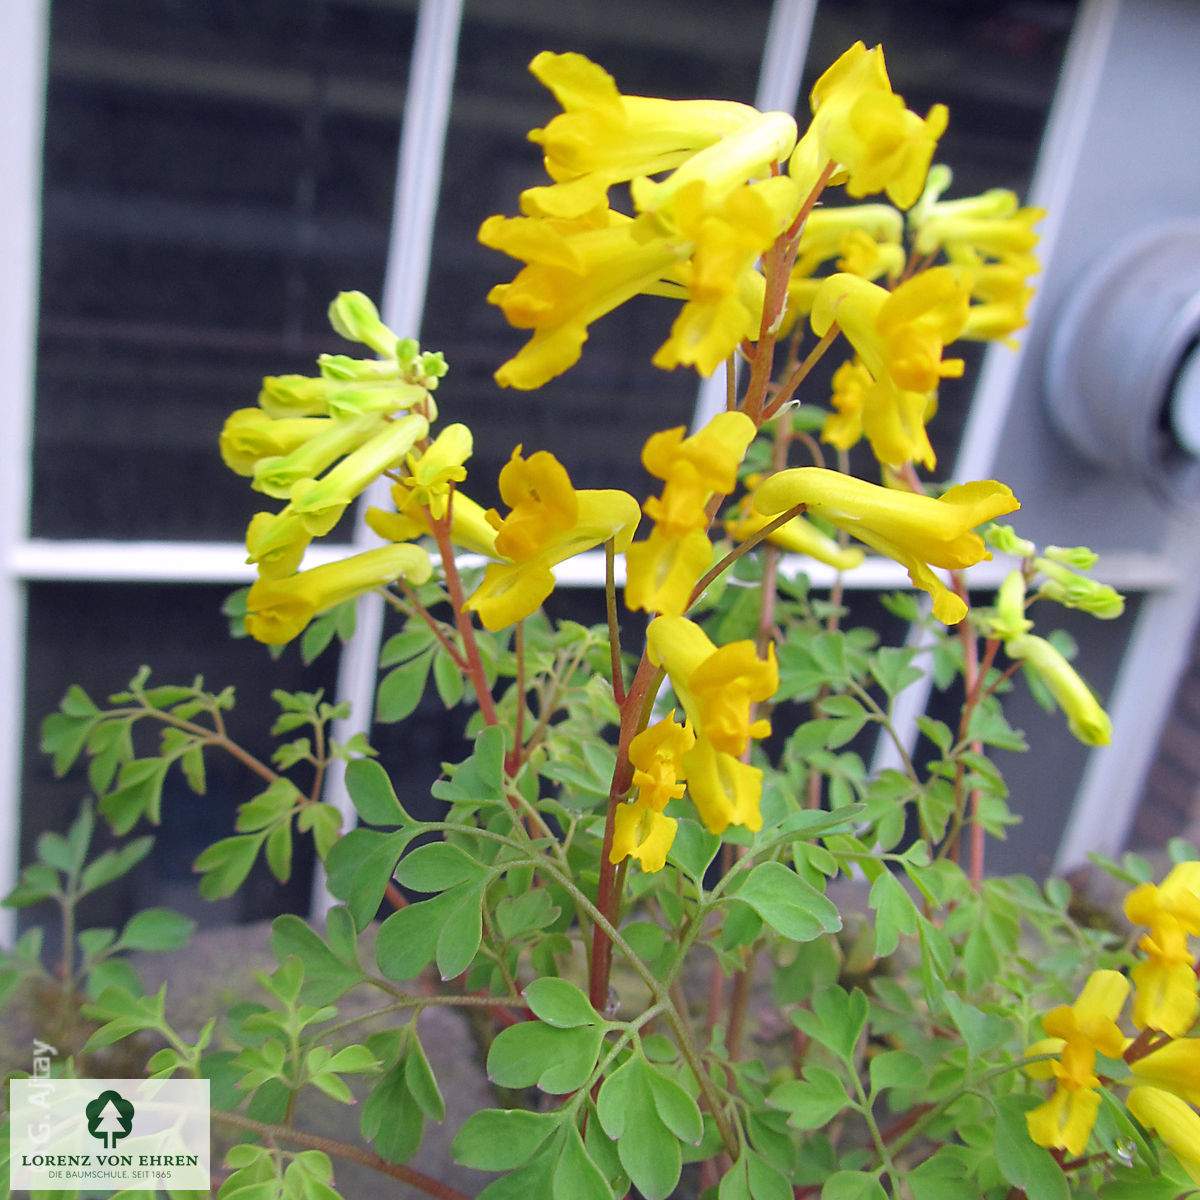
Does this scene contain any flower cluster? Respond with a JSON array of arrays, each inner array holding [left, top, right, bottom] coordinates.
[[1025, 864, 1200, 1183]]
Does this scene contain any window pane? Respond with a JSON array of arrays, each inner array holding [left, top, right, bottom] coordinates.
[[31, 0, 417, 540], [20, 582, 340, 932]]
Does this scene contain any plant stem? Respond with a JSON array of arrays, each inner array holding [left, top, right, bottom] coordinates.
[[212, 1109, 472, 1200], [605, 538, 626, 705]]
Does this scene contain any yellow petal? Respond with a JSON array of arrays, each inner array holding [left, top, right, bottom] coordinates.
[[1127, 1087, 1200, 1185]]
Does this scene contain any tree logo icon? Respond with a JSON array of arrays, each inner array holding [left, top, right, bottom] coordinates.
[[85, 1089, 135, 1149]]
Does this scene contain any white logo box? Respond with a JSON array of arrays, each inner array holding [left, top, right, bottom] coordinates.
[[9, 1078, 210, 1191]]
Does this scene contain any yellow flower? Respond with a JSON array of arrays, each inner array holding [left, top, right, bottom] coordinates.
[[519, 51, 758, 219], [366, 480, 499, 558], [792, 204, 904, 279], [725, 489, 865, 572], [805, 42, 948, 209], [681, 737, 764, 835], [646, 616, 776, 757], [1126, 864, 1200, 936], [753, 467, 1018, 623], [397, 423, 472, 520], [610, 804, 677, 874], [1026, 969, 1130, 1156], [642, 412, 757, 536], [1004, 634, 1112, 747], [627, 413, 756, 617], [628, 713, 695, 812], [245, 509, 313, 580], [911, 189, 1044, 264], [1130, 923, 1198, 1037], [624, 529, 714, 619], [257, 374, 332, 418], [651, 176, 801, 375], [821, 357, 937, 470], [481, 207, 680, 390], [1131, 1038, 1200, 1105], [245, 544, 432, 645], [219, 409, 331, 477], [465, 448, 640, 630], [812, 269, 970, 396], [1126, 1087, 1200, 1185], [287, 413, 429, 537], [250, 412, 387, 500]]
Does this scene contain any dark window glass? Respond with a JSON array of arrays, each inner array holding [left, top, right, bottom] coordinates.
[[32, 0, 416, 541], [20, 582, 339, 932]]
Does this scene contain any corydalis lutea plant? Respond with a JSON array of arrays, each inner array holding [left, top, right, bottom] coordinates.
[[12, 39, 1200, 1200]]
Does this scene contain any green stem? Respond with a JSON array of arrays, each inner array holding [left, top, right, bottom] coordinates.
[[687, 504, 807, 610]]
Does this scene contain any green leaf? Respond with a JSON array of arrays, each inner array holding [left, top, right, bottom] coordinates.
[[495, 888, 559, 940], [941, 992, 1011, 1059], [78, 836, 154, 897], [869, 1050, 923, 1096], [433, 647, 465, 707], [993, 1095, 1070, 1200], [375, 887, 467, 981], [118, 907, 196, 952], [596, 1057, 680, 1200], [869, 870, 918, 958], [732, 861, 842, 942], [405, 1035, 445, 1122], [325, 828, 413, 931], [645, 1063, 703, 1145], [376, 653, 433, 723], [554, 1123, 613, 1200], [869, 646, 925, 697], [823, 1171, 888, 1200], [345, 758, 415, 827], [487, 1020, 605, 1094], [395, 842, 487, 893], [431, 725, 507, 807], [41, 708, 98, 776], [270, 914, 365, 1006], [769, 1066, 850, 1129], [265, 820, 293, 882], [194, 835, 263, 900], [790, 986, 869, 1066], [101, 757, 171, 833], [452, 1109, 561, 1171], [667, 820, 720, 885], [523, 977, 601, 1029], [81, 984, 167, 1050], [436, 881, 485, 980], [719, 1152, 792, 1200], [379, 628, 436, 667], [360, 1058, 425, 1164]]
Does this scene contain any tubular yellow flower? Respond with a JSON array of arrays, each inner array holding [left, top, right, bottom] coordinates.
[[628, 713, 695, 812], [366, 480, 499, 558], [398, 423, 472, 520], [724, 502, 866, 571], [245, 510, 313, 580], [1026, 969, 1130, 1156], [465, 448, 640, 630], [806, 42, 948, 209], [681, 737, 764, 835], [630, 111, 798, 218], [220, 410, 331, 478], [1130, 1038, 1200, 1105], [257, 374, 332, 418], [652, 176, 802, 375], [1127, 864, 1200, 935], [1005, 633, 1112, 747], [812, 269, 970, 396], [287, 414, 429, 537], [646, 616, 777, 757], [626, 412, 757, 617], [1126, 1087, 1200, 1186], [481, 208, 680, 390], [520, 51, 758, 220], [244, 544, 432, 645], [792, 204, 904, 279], [821, 358, 937, 470], [753, 468, 1019, 624], [250, 412, 387, 499], [1129, 923, 1198, 1037], [610, 804, 677, 874], [911, 190, 1045, 264]]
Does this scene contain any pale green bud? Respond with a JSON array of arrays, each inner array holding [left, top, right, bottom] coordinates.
[[983, 522, 1035, 559], [258, 374, 331, 418], [328, 291, 397, 358], [318, 354, 402, 382], [251, 412, 385, 500], [985, 569, 1033, 640], [1043, 544, 1099, 570], [1034, 558, 1125, 619], [1007, 633, 1112, 746]]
